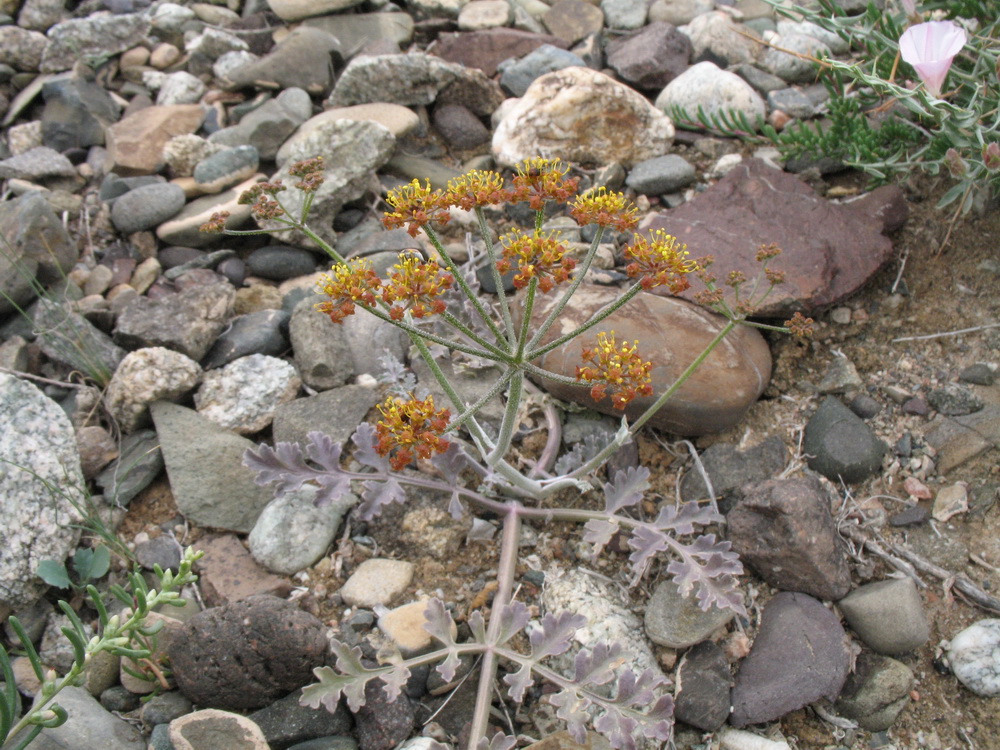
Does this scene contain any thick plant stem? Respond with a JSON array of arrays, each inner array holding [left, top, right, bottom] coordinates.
[[476, 208, 517, 348], [467, 503, 522, 747], [487, 371, 523, 465]]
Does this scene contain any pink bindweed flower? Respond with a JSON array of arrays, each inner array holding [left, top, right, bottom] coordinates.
[[898, 21, 967, 98]]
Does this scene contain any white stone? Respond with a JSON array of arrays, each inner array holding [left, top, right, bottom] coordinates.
[[339, 558, 415, 608], [762, 32, 830, 83], [156, 71, 207, 107], [946, 619, 1000, 697], [194, 354, 301, 434], [458, 0, 513, 30], [493, 66, 675, 168], [655, 61, 766, 131], [682, 10, 761, 66], [276, 104, 419, 165]]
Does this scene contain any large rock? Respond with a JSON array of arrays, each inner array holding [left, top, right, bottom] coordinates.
[[654, 61, 765, 129], [606, 21, 692, 90], [646, 158, 907, 316], [169, 595, 327, 710], [727, 475, 853, 600], [221, 27, 341, 95], [105, 347, 203, 433], [434, 27, 569, 77], [0, 374, 83, 615], [493, 66, 675, 168], [0, 191, 77, 315], [41, 12, 151, 72], [525, 284, 772, 435], [150, 402, 276, 533], [730, 592, 851, 726]]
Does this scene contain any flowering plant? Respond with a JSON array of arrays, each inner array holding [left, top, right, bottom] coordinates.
[[205, 157, 807, 748], [764, 0, 999, 215]]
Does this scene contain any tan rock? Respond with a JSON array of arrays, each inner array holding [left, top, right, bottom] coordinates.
[[378, 599, 457, 656], [525, 284, 772, 435], [492, 66, 674, 168], [105, 105, 205, 176]]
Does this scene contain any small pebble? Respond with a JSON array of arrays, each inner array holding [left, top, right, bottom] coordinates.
[[958, 363, 995, 386], [901, 397, 929, 416]]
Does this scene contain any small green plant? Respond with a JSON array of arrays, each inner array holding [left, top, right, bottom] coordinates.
[[206, 157, 810, 748], [36, 546, 111, 593], [762, 0, 1000, 211], [0, 548, 202, 749]]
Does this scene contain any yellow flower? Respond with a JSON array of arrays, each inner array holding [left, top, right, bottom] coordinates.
[[444, 170, 508, 210], [509, 158, 579, 209], [316, 258, 382, 323], [383, 179, 451, 237], [576, 331, 653, 410], [375, 394, 452, 470], [623, 229, 697, 293], [382, 253, 454, 320], [569, 188, 639, 232], [496, 229, 576, 293]]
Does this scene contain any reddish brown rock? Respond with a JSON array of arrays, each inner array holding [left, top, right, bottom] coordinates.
[[195, 534, 293, 607], [525, 284, 772, 435], [606, 21, 693, 90], [647, 158, 907, 316], [105, 105, 205, 176], [727, 475, 853, 600], [433, 28, 568, 77]]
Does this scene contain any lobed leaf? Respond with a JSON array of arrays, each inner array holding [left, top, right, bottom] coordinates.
[[350, 423, 389, 472], [378, 663, 412, 702], [530, 610, 587, 660], [651, 500, 722, 536], [626, 525, 670, 586], [423, 599, 462, 682], [572, 641, 624, 686], [357, 476, 407, 520], [477, 732, 517, 750], [493, 600, 531, 646], [502, 663, 535, 703], [548, 689, 592, 745], [602, 466, 650, 514], [243, 439, 353, 507], [431, 441, 467, 485], [582, 518, 619, 557]]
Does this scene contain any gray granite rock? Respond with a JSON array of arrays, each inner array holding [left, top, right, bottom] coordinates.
[[151, 401, 276, 533], [804, 396, 887, 483], [927, 383, 984, 416], [684, 10, 761, 67], [728, 475, 852, 600], [33, 297, 127, 382], [194, 354, 301, 434], [41, 12, 151, 73], [209, 89, 311, 161], [289, 297, 356, 390], [249, 485, 355, 574], [730, 592, 851, 726], [0, 146, 77, 180], [0, 374, 84, 615], [763, 32, 830, 83], [838, 577, 930, 655], [0, 26, 48, 71], [655, 61, 765, 128]]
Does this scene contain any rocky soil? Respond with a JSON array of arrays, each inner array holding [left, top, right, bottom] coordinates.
[[0, 0, 998, 749]]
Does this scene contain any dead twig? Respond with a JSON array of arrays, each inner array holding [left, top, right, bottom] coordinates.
[[891, 322, 1000, 343], [843, 525, 1000, 614]]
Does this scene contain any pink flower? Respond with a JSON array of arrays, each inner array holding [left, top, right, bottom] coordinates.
[[899, 21, 967, 98]]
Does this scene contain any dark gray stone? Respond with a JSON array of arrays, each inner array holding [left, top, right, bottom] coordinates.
[[673, 641, 731, 731], [33, 297, 127, 382], [41, 73, 121, 151], [625, 154, 696, 195], [193, 144, 260, 191], [803, 396, 886, 483], [202, 309, 290, 370], [169, 595, 328, 711], [959, 363, 995, 386], [135, 535, 183, 574], [498, 43, 585, 96], [728, 475, 852, 600], [249, 688, 353, 749], [353, 671, 415, 750], [645, 579, 735, 648], [95, 429, 163, 506], [848, 393, 882, 419], [139, 691, 193, 728], [730, 592, 850, 727], [100, 685, 141, 713], [838, 578, 930, 655], [766, 87, 817, 118], [606, 21, 692, 90], [927, 383, 984, 416], [271, 385, 380, 447], [733, 62, 787, 95], [111, 182, 187, 234], [680, 434, 787, 511], [246, 245, 319, 281], [431, 103, 490, 149]]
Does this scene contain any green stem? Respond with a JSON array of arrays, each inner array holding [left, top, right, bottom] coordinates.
[[525, 225, 606, 353], [357, 304, 502, 362], [476, 207, 517, 348], [527, 283, 644, 360], [441, 312, 511, 361], [486, 370, 523, 465], [423, 225, 508, 348], [447, 367, 516, 431]]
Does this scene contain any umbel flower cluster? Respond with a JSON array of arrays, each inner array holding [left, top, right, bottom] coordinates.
[[205, 157, 810, 749]]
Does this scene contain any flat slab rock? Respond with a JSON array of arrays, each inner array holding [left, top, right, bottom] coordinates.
[[730, 591, 851, 726], [647, 158, 907, 316]]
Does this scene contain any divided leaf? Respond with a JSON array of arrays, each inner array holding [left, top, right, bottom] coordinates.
[[243, 438, 352, 507], [493, 600, 532, 647], [357, 476, 407, 520], [477, 733, 517, 750], [603, 466, 650, 514], [423, 599, 462, 683], [351, 423, 389, 471]]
